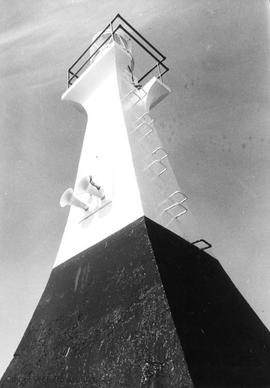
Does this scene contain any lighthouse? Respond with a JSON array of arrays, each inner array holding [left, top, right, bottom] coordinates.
[[54, 14, 200, 269], [1, 14, 270, 388]]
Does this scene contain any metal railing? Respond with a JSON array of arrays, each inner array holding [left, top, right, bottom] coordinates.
[[192, 239, 212, 251], [67, 13, 169, 88]]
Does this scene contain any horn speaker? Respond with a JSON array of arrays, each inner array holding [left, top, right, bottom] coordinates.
[[77, 176, 105, 199], [59, 188, 89, 211]]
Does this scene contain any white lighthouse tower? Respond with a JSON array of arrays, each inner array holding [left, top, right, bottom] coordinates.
[[55, 14, 200, 268]]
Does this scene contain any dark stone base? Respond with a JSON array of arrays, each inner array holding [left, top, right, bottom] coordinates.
[[1, 216, 270, 387], [145, 218, 270, 387], [0, 217, 192, 388]]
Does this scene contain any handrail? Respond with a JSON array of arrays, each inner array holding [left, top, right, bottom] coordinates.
[[116, 14, 166, 61], [192, 239, 212, 251], [68, 22, 111, 73], [67, 14, 169, 88], [69, 34, 113, 85]]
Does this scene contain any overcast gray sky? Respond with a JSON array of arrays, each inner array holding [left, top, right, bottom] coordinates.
[[1, 0, 270, 378]]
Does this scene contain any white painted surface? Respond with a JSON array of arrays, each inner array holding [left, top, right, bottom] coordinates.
[[54, 44, 143, 267], [55, 41, 200, 267]]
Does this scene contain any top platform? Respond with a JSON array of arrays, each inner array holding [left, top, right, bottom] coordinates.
[[66, 14, 169, 90]]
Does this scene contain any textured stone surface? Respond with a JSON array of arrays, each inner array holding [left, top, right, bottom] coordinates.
[[0, 217, 192, 388], [145, 218, 270, 387]]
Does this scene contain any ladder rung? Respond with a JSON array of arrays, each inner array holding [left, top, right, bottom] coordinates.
[[147, 159, 167, 176]]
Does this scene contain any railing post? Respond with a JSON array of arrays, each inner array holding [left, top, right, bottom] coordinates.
[[157, 63, 163, 83], [110, 21, 114, 42]]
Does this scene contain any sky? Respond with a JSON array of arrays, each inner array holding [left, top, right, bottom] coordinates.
[[1, 0, 270, 378]]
